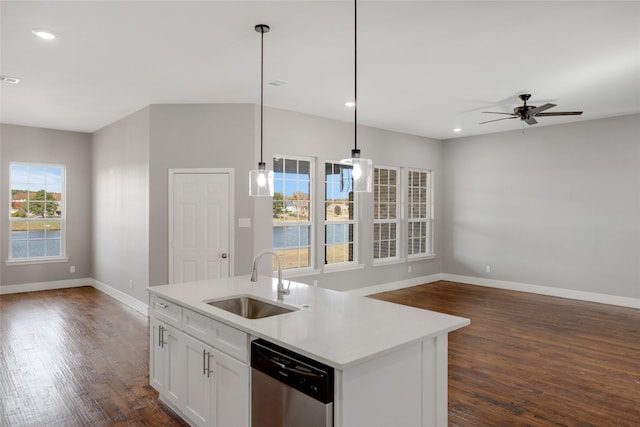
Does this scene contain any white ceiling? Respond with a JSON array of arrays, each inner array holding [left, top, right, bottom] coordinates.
[[1, 1, 639, 140]]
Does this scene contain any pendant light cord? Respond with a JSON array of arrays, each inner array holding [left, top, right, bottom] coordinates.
[[354, 0, 358, 152], [260, 27, 265, 164]]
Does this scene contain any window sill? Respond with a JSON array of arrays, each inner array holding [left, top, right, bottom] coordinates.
[[281, 268, 322, 279], [373, 258, 406, 267], [6, 256, 69, 266], [408, 254, 437, 262], [323, 263, 365, 274]]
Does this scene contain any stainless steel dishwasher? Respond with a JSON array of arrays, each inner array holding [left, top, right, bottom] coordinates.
[[251, 339, 334, 427]]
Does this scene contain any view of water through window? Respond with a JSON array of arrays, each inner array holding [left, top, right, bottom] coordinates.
[[10, 163, 64, 259]]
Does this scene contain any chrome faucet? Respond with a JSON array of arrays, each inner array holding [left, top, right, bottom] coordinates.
[[250, 250, 290, 299]]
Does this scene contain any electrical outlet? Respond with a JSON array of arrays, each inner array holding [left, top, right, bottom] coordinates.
[[70, 265, 75, 273], [485, 265, 491, 273], [129, 279, 134, 289], [408, 265, 412, 273]]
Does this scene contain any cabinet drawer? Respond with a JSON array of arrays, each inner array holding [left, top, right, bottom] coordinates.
[[182, 308, 211, 343], [210, 318, 248, 363], [182, 307, 249, 362], [149, 295, 182, 328]]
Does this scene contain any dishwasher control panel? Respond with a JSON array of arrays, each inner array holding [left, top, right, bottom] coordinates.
[[251, 339, 334, 404]]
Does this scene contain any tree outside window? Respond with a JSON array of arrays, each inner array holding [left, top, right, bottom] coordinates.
[[9, 163, 65, 260], [272, 156, 313, 270]]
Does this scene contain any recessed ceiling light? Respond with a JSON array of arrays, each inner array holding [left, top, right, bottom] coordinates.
[[0, 75, 21, 84], [32, 29, 57, 40], [345, 101, 356, 108], [453, 128, 462, 133]]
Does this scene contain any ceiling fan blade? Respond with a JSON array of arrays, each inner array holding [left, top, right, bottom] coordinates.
[[535, 111, 583, 116], [525, 117, 538, 125], [479, 117, 517, 124], [482, 111, 515, 115], [529, 103, 556, 115]]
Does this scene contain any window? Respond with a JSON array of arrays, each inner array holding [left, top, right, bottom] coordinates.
[[272, 156, 312, 270], [9, 163, 65, 261], [373, 167, 399, 261], [325, 162, 356, 265], [407, 169, 433, 257]]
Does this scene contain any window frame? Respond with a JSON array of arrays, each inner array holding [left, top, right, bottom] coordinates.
[[7, 162, 68, 265], [406, 168, 434, 259], [271, 154, 314, 272], [323, 161, 359, 269], [373, 165, 401, 264]]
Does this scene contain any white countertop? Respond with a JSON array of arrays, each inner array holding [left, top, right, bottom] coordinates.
[[148, 276, 470, 370]]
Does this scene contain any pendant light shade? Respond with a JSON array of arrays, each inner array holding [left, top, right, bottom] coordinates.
[[250, 24, 274, 197], [340, 0, 373, 193], [341, 149, 373, 193], [249, 163, 274, 197]]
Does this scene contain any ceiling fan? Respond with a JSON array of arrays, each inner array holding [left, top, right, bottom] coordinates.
[[480, 94, 583, 125]]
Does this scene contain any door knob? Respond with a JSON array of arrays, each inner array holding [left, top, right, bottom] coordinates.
[[221, 253, 228, 259]]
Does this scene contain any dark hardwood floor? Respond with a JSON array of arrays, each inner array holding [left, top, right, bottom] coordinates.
[[0, 287, 185, 426], [1, 283, 638, 426], [371, 281, 640, 427]]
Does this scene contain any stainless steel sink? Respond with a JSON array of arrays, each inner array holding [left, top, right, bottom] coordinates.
[[206, 296, 298, 319]]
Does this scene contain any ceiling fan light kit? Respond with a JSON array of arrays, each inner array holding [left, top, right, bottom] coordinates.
[[480, 94, 583, 126]]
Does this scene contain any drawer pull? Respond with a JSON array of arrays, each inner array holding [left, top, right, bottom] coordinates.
[[157, 303, 169, 309]]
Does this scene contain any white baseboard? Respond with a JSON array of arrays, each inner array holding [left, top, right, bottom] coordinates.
[[5, 274, 635, 312], [0, 277, 149, 314], [347, 274, 443, 296], [0, 278, 90, 294], [91, 279, 149, 315], [441, 274, 640, 309]]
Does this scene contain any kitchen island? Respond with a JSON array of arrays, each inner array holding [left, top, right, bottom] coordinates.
[[148, 276, 470, 427]]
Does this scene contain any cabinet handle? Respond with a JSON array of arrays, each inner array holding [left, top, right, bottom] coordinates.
[[159, 325, 167, 348], [202, 350, 213, 377], [157, 303, 169, 309]]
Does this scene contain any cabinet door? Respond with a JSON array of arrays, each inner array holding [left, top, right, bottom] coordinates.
[[149, 317, 166, 392], [182, 332, 215, 426], [211, 347, 250, 427], [150, 314, 249, 427], [165, 325, 186, 408]]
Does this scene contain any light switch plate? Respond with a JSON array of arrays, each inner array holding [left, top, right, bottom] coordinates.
[[238, 218, 251, 228]]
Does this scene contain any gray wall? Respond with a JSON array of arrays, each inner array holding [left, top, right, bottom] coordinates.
[[7, 107, 638, 303], [0, 124, 92, 286], [145, 104, 443, 293], [92, 107, 150, 302], [256, 107, 444, 291], [442, 114, 640, 299], [148, 104, 256, 286]]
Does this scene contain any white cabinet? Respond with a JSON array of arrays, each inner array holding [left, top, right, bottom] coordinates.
[[149, 316, 166, 391], [181, 332, 215, 425], [150, 294, 183, 326], [149, 316, 186, 409], [149, 297, 250, 427], [210, 345, 249, 427]]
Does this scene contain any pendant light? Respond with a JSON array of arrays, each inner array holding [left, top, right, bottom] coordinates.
[[340, 0, 373, 193], [250, 24, 274, 197]]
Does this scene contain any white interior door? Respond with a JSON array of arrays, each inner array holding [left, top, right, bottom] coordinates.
[[171, 172, 231, 283]]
